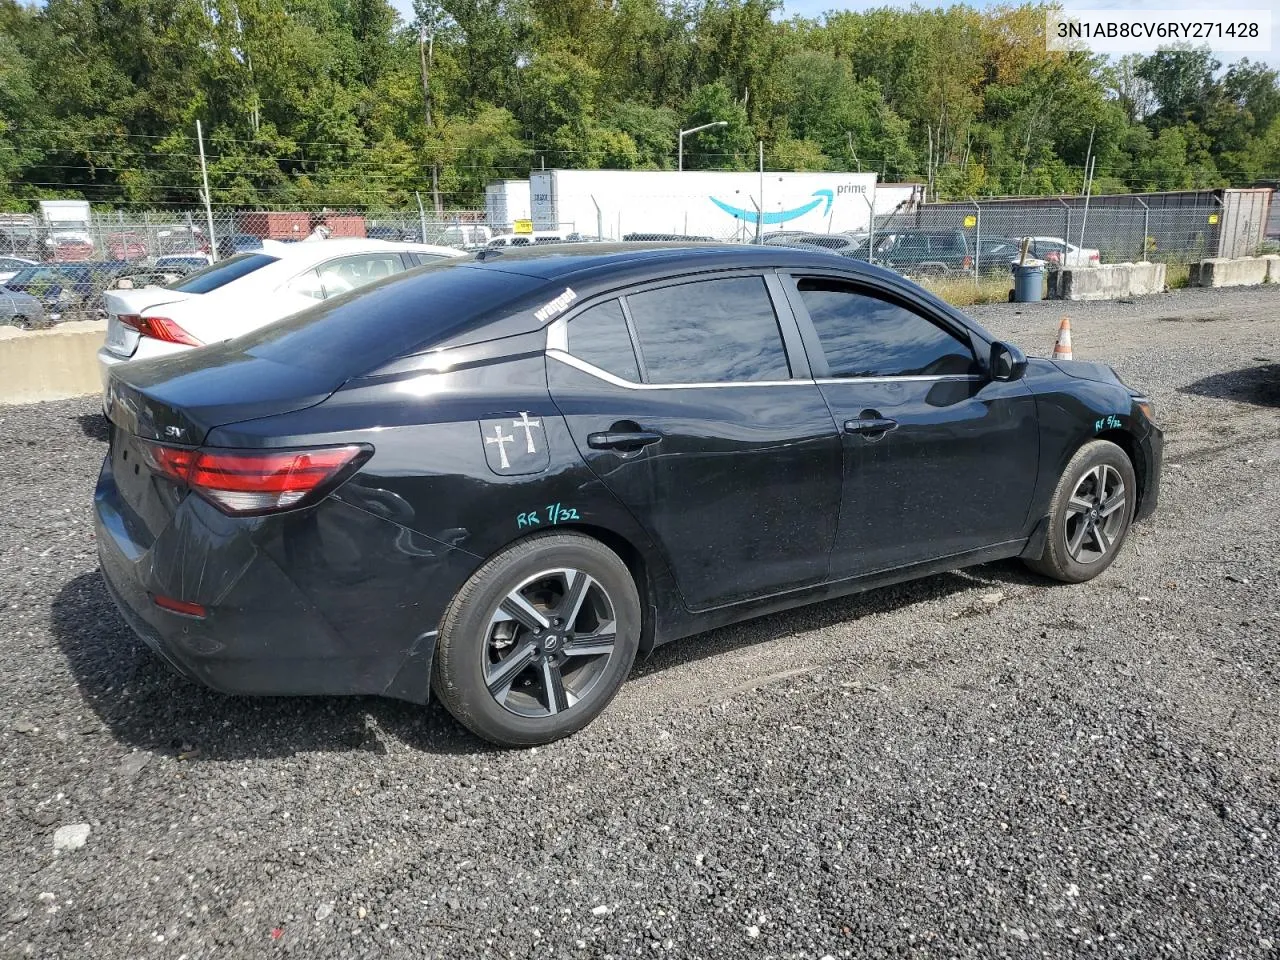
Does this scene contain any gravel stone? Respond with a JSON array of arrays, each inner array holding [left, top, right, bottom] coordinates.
[[51, 824, 90, 854], [117, 752, 150, 777], [0, 285, 1278, 957]]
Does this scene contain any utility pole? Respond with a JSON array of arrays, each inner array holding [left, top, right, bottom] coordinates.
[[1081, 124, 1096, 197], [196, 120, 218, 262], [419, 24, 441, 215]]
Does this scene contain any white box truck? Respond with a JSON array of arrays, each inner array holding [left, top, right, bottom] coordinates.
[[529, 170, 878, 240], [486, 180, 532, 231], [39, 199, 93, 243]]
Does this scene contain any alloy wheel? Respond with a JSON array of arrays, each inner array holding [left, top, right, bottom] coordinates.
[[1064, 464, 1126, 563], [483, 568, 617, 718]]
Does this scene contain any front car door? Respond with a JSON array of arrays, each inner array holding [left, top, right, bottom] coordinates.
[[546, 272, 843, 610], [781, 271, 1040, 579]]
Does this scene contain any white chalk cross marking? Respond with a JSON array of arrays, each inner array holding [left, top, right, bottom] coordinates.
[[512, 412, 543, 454], [486, 424, 516, 469]]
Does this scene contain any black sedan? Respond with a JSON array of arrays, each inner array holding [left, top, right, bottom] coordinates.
[[96, 244, 1162, 747]]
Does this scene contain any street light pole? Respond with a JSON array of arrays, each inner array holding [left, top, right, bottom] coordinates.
[[678, 121, 728, 171]]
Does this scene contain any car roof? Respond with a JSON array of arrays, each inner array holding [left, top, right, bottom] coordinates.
[[392, 241, 938, 348], [465, 242, 859, 280]]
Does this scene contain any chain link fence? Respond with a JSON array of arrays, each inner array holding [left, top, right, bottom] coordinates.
[[0, 188, 1275, 329]]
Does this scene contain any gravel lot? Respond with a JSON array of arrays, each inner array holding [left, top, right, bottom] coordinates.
[[1, 285, 1277, 959]]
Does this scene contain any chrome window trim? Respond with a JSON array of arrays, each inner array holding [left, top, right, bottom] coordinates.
[[548, 350, 798, 390], [549, 348, 985, 391]]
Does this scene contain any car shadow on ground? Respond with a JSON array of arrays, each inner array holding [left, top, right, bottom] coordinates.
[[1181, 362, 1280, 408], [50, 571, 495, 761], [51, 560, 1041, 760], [76, 411, 109, 442], [635, 559, 1041, 679]]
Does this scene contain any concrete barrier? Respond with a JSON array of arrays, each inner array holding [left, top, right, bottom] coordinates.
[[0, 320, 106, 405], [1190, 255, 1278, 287], [1053, 262, 1167, 301]]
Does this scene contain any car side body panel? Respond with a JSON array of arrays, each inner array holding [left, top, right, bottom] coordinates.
[[94, 245, 1163, 709]]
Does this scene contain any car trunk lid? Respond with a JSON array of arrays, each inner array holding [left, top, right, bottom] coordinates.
[[103, 288, 198, 358], [105, 340, 346, 446]]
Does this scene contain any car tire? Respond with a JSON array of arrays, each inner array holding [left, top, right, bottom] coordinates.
[[1025, 439, 1137, 584], [433, 532, 641, 747]]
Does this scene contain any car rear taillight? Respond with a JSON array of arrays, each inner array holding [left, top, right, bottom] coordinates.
[[1089, 252, 1100, 263], [140, 442, 371, 515], [963, 255, 973, 270], [117, 313, 203, 346]]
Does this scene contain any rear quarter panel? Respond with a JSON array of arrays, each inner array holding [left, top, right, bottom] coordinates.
[[204, 335, 679, 642]]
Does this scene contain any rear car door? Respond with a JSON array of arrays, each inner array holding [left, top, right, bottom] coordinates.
[[782, 272, 1039, 578], [546, 272, 843, 610]]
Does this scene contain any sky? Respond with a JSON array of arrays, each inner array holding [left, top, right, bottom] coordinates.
[[387, 0, 1279, 68]]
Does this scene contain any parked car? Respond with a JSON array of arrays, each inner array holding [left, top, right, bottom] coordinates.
[[153, 255, 213, 274], [2, 263, 97, 318], [215, 233, 265, 259], [974, 237, 1026, 272], [1024, 236, 1101, 266], [97, 238, 464, 391], [154, 226, 210, 258], [0, 231, 46, 260], [622, 233, 715, 242], [0, 285, 48, 329], [96, 243, 1162, 747], [366, 225, 408, 242], [759, 230, 820, 246], [107, 232, 149, 261], [873, 229, 972, 275], [431, 223, 493, 249], [0, 256, 37, 285], [486, 231, 587, 248], [49, 236, 95, 262]]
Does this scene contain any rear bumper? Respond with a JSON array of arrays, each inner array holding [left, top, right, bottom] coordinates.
[[94, 454, 479, 703]]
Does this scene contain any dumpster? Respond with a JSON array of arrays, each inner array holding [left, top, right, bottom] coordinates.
[[1011, 260, 1045, 302]]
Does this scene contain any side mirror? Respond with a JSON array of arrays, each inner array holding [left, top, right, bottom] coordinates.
[[989, 341, 1027, 382]]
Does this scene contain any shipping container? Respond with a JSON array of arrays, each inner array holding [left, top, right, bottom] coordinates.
[[486, 180, 532, 230], [238, 211, 313, 241], [528, 170, 879, 240], [321, 214, 367, 238]]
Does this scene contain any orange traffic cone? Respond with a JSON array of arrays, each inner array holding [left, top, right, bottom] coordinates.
[[1052, 316, 1073, 361]]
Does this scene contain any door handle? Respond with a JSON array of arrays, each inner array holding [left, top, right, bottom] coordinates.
[[844, 417, 899, 439], [587, 430, 663, 451]]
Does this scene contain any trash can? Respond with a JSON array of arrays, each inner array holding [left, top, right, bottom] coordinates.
[[1010, 259, 1045, 303]]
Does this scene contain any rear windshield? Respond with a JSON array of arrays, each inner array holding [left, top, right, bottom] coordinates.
[[236, 262, 546, 377], [170, 253, 278, 294]]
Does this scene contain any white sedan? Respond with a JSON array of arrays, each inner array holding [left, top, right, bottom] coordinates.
[[1026, 237, 1101, 266], [0, 256, 37, 285], [98, 238, 462, 391]]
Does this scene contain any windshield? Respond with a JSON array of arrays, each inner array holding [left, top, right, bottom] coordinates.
[[169, 253, 278, 294]]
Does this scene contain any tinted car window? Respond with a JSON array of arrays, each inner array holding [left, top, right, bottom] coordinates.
[[796, 279, 976, 378], [567, 300, 640, 381], [171, 253, 279, 294], [625, 277, 790, 384], [239, 263, 545, 378]]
